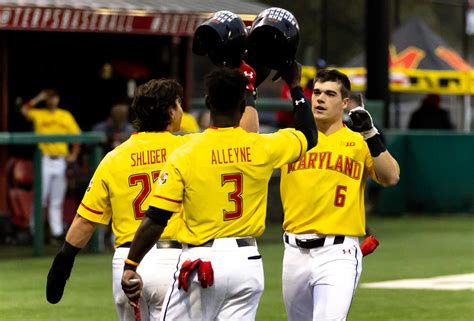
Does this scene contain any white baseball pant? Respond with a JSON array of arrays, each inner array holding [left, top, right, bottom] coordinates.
[[113, 242, 182, 321], [160, 237, 264, 321], [41, 155, 67, 237], [282, 233, 362, 321]]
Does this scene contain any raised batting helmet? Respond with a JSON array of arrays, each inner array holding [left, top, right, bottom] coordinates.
[[192, 11, 247, 68], [247, 7, 299, 71]]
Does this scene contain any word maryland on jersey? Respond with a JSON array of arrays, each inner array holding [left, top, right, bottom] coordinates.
[[287, 151, 362, 180]]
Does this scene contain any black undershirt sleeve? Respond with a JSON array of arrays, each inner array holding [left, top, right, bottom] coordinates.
[[290, 86, 318, 149]]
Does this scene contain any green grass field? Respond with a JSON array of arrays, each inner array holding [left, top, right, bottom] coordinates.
[[1, 216, 473, 320]]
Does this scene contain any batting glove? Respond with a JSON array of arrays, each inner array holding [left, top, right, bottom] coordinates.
[[360, 235, 380, 256], [348, 106, 379, 140], [46, 242, 79, 304], [240, 61, 257, 93], [197, 261, 214, 288], [178, 259, 202, 292]]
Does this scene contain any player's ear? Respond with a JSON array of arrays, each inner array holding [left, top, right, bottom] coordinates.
[[205, 95, 211, 110]]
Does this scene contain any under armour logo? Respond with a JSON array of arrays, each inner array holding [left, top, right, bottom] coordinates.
[[295, 98, 305, 105], [243, 71, 254, 79], [342, 249, 352, 254]]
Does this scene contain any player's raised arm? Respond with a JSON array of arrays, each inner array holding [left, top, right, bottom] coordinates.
[[280, 62, 318, 150], [239, 61, 260, 133], [348, 107, 400, 186]]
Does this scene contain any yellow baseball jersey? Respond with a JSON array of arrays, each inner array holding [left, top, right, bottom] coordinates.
[[281, 126, 378, 236], [77, 132, 193, 248], [149, 126, 307, 245], [180, 112, 200, 133], [26, 108, 81, 156]]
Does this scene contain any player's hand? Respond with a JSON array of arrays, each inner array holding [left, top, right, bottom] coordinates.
[[121, 270, 143, 303], [36, 90, 48, 102], [66, 153, 77, 163], [46, 251, 75, 304], [348, 106, 379, 140], [178, 259, 202, 292], [240, 61, 257, 93], [278, 61, 302, 89], [360, 235, 379, 256]]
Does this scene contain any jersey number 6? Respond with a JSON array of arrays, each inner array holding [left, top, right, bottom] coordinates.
[[221, 173, 243, 221], [129, 171, 161, 219], [334, 185, 347, 207]]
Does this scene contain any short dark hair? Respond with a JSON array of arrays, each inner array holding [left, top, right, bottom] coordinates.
[[349, 93, 362, 105], [314, 69, 351, 98], [205, 68, 247, 114], [131, 79, 183, 132]]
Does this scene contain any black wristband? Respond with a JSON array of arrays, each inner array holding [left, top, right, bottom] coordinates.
[[244, 90, 256, 109], [124, 263, 137, 272], [290, 86, 306, 108], [366, 134, 387, 157], [61, 241, 81, 259]]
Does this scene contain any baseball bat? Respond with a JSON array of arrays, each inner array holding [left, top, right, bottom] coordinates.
[[129, 278, 141, 321]]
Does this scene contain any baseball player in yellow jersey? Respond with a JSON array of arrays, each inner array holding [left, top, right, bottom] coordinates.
[[280, 69, 400, 321], [46, 65, 261, 320], [21, 89, 81, 240], [121, 66, 318, 320]]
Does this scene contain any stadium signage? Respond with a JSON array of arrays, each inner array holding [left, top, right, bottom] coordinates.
[[0, 6, 205, 35]]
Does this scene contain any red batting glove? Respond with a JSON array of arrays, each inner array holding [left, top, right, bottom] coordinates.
[[197, 261, 214, 288], [240, 61, 257, 92], [360, 235, 379, 257], [178, 259, 202, 292]]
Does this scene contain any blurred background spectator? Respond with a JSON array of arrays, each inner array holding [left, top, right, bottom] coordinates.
[[408, 94, 454, 130], [92, 101, 135, 153]]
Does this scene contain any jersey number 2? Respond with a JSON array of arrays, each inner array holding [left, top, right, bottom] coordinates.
[[129, 171, 161, 219], [221, 173, 243, 221]]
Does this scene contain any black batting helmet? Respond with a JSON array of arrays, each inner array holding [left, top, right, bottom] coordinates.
[[192, 11, 247, 68], [247, 7, 299, 71]]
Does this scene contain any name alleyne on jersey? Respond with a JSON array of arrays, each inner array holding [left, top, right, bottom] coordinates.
[[287, 151, 362, 180], [211, 147, 252, 165]]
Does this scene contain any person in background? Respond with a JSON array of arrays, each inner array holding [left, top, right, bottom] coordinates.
[[92, 101, 135, 153], [409, 94, 453, 130], [179, 111, 201, 133], [21, 89, 81, 242]]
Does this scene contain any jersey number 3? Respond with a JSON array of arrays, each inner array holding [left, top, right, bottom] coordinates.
[[129, 171, 161, 219], [221, 173, 243, 221]]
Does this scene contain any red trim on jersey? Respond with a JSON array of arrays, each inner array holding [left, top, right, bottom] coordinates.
[[290, 132, 304, 159], [80, 202, 103, 214], [154, 195, 182, 204]]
